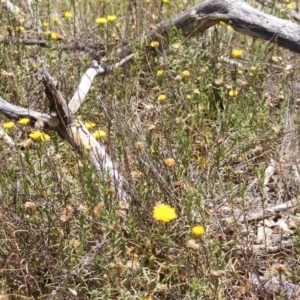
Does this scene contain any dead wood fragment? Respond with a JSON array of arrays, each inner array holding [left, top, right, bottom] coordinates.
[[243, 200, 295, 223], [249, 272, 300, 299], [40, 70, 128, 202], [0, 60, 129, 202], [149, 0, 300, 53], [4, 0, 300, 55]]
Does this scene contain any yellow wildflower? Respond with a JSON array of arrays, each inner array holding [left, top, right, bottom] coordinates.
[[42, 22, 49, 28], [232, 49, 243, 59], [146, 0, 151, 3], [135, 141, 143, 149], [16, 26, 25, 32], [52, 17, 59, 23], [150, 41, 159, 48], [153, 204, 177, 222], [84, 122, 96, 130], [197, 156, 207, 168], [219, 21, 225, 26], [85, 145, 92, 151], [157, 70, 164, 76], [3, 121, 15, 130], [158, 94, 166, 102], [182, 70, 190, 77], [50, 32, 59, 40], [29, 131, 42, 141], [19, 117, 30, 126], [191, 225, 205, 238], [162, 0, 169, 3], [107, 15, 117, 22], [40, 133, 50, 141], [186, 95, 192, 100], [96, 17, 107, 25], [227, 25, 233, 31], [286, 3, 293, 9], [164, 157, 175, 167], [64, 11, 73, 19], [229, 89, 238, 97], [93, 129, 106, 139]]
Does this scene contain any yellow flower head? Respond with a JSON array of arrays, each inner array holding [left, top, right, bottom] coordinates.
[[153, 204, 177, 222], [150, 41, 159, 48], [107, 15, 117, 22], [162, 0, 169, 3], [232, 49, 243, 59], [40, 133, 50, 141], [42, 22, 49, 28], [16, 26, 25, 32], [164, 157, 175, 167], [227, 25, 233, 31], [96, 17, 107, 25], [186, 95, 192, 100], [3, 121, 15, 130], [157, 70, 164, 76], [135, 141, 144, 149], [52, 17, 59, 23], [286, 3, 293, 9], [64, 11, 73, 19], [191, 225, 205, 238], [85, 145, 92, 151], [50, 32, 59, 40], [84, 122, 96, 130], [19, 117, 30, 126], [229, 89, 238, 97], [182, 70, 190, 77], [29, 131, 42, 141], [158, 94, 166, 102], [93, 129, 106, 139]]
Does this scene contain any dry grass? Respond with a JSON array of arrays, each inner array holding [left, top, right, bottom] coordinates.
[[1, 0, 300, 299]]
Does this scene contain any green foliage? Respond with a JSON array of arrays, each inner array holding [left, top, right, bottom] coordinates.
[[0, 0, 299, 299]]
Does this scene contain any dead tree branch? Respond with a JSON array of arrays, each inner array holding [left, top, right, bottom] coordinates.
[[249, 273, 300, 299], [4, 0, 300, 55]]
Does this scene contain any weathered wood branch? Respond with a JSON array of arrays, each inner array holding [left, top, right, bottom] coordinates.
[[0, 62, 129, 202], [40, 71, 128, 202], [148, 0, 300, 53], [4, 0, 300, 55], [249, 273, 300, 299], [0, 97, 53, 125]]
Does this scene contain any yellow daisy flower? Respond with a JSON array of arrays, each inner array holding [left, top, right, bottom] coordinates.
[[29, 131, 42, 141], [84, 122, 96, 130], [19, 117, 30, 126], [96, 17, 107, 25], [153, 204, 177, 222], [150, 41, 159, 48], [182, 70, 190, 77], [191, 225, 205, 238], [3, 121, 15, 130], [158, 94, 166, 102], [64, 11, 73, 19], [93, 129, 106, 139], [232, 49, 243, 59], [107, 15, 117, 22], [164, 157, 175, 167]]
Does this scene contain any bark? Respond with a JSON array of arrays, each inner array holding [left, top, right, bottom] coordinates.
[[3, 0, 300, 54], [148, 0, 300, 53], [249, 273, 300, 299]]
